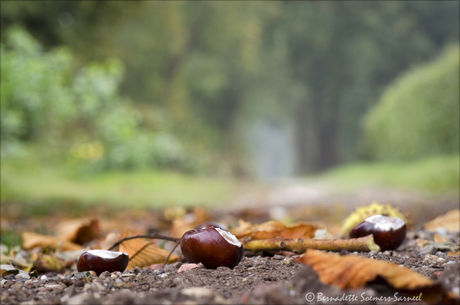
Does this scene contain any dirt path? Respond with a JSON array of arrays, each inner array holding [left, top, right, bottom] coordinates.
[[228, 179, 459, 225]]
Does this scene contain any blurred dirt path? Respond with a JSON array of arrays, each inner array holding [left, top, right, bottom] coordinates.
[[227, 178, 459, 225]]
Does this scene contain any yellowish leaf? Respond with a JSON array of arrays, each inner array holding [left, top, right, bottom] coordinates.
[[433, 234, 449, 243], [119, 238, 178, 270], [415, 238, 431, 248], [424, 209, 460, 233], [170, 207, 212, 238], [56, 218, 100, 245], [33, 253, 68, 273], [22, 232, 82, 251], [231, 220, 317, 240]]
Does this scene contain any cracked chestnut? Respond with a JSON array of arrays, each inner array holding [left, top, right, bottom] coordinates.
[[180, 227, 243, 269], [349, 214, 406, 251], [77, 250, 129, 275]]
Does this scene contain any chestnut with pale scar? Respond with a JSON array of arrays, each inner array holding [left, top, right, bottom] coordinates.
[[77, 250, 129, 275], [349, 215, 407, 251], [180, 226, 244, 269]]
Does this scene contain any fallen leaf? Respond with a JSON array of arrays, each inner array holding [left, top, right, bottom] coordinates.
[[56, 218, 100, 245], [22, 232, 82, 251], [0, 252, 32, 270], [433, 234, 449, 243], [1, 268, 19, 277], [97, 232, 122, 251], [231, 220, 317, 240], [424, 209, 460, 233], [415, 238, 431, 248], [119, 238, 178, 270], [33, 253, 70, 273], [296, 250, 458, 304], [170, 218, 195, 239], [0, 264, 30, 278], [170, 207, 211, 238]]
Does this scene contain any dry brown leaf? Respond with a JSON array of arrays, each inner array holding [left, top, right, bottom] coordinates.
[[231, 220, 317, 240], [424, 209, 460, 233], [415, 238, 431, 248], [170, 207, 211, 238], [119, 238, 178, 270], [230, 219, 253, 237], [170, 218, 195, 239], [296, 250, 458, 304], [56, 218, 100, 245], [0, 254, 32, 271], [433, 234, 449, 243], [32, 253, 69, 273], [22, 232, 82, 251], [97, 232, 122, 251]]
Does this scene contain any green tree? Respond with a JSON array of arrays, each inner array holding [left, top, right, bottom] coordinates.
[[277, 1, 459, 171], [1, 26, 197, 172], [362, 45, 459, 161]]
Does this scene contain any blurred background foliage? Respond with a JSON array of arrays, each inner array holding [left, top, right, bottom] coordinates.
[[1, 1, 459, 188], [363, 45, 459, 161]]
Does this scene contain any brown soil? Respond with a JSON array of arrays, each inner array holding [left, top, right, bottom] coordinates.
[[2, 228, 459, 304], [2, 187, 459, 305]]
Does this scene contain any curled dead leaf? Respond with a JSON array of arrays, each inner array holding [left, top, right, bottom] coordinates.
[[433, 234, 450, 243], [296, 250, 458, 304], [56, 218, 100, 245], [119, 238, 178, 270], [231, 220, 317, 240], [22, 232, 82, 251], [424, 209, 460, 233], [170, 207, 212, 238], [33, 253, 71, 273]]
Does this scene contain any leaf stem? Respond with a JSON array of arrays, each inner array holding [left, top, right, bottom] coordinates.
[[107, 234, 181, 251], [243, 235, 381, 253]]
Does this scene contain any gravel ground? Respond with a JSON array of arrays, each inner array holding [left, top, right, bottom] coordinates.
[[2, 230, 459, 305], [2, 187, 459, 305]]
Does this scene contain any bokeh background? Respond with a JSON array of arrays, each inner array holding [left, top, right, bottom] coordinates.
[[1, 1, 459, 216]]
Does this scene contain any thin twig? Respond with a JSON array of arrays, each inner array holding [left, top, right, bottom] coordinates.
[[163, 241, 181, 267], [107, 234, 181, 251]]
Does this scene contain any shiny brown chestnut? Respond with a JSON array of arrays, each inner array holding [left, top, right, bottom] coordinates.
[[194, 221, 228, 231], [180, 227, 243, 269], [77, 250, 129, 276], [349, 215, 406, 251]]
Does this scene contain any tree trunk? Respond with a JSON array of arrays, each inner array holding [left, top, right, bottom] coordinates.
[[294, 92, 340, 174], [312, 91, 340, 170]]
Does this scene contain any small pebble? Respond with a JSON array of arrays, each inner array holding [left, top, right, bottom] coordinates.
[[177, 263, 198, 273], [181, 287, 214, 299], [419, 245, 437, 256], [423, 254, 445, 267]]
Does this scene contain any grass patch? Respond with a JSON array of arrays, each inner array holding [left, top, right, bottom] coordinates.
[[318, 154, 459, 195], [1, 155, 245, 218]]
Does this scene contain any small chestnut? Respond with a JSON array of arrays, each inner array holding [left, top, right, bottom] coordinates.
[[194, 221, 228, 231], [349, 215, 406, 251], [77, 250, 129, 276], [180, 227, 243, 269]]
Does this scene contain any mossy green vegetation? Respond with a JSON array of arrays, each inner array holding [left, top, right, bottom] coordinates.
[[319, 154, 459, 195], [363, 45, 460, 161], [1, 153, 244, 218]]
